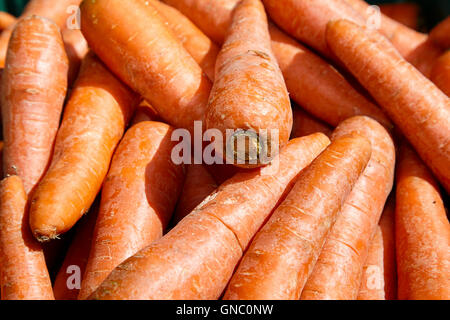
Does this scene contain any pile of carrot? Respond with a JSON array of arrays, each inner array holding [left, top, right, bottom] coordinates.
[[0, 0, 448, 301]]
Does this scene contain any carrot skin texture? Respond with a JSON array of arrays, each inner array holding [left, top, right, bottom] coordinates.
[[205, 0, 292, 166], [431, 50, 450, 97], [357, 198, 397, 300], [223, 134, 371, 300], [291, 107, 332, 138], [148, 0, 219, 81], [1, 16, 68, 195], [172, 163, 217, 225], [326, 20, 450, 194], [29, 53, 137, 242], [301, 116, 395, 300], [396, 144, 450, 300], [163, 0, 392, 128], [53, 203, 99, 300], [79, 121, 185, 299], [0, 176, 54, 300], [89, 134, 331, 300], [430, 17, 450, 49], [80, 0, 211, 132]]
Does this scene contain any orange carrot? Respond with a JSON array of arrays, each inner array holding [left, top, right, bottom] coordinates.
[[162, 0, 392, 128], [131, 101, 160, 125], [147, 0, 219, 81], [162, 0, 238, 44], [379, 3, 419, 30], [29, 53, 137, 242], [430, 17, 450, 49], [0, 141, 3, 177], [0, 0, 83, 67], [205, 0, 292, 167], [172, 163, 218, 225], [0, 11, 16, 31], [396, 144, 450, 300], [224, 134, 371, 300], [79, 121, 185, 299], [1, 16, 68, 195], [291, 107, 332, 138], [88, 133, 330, 300], [345, 0, 443, 78], [80, 0, 211, 132], [357, 197, 397, 300], [62, 28, 89, 85], [263, 0, 364, 57], [53, 202, 99, 300], [301, 116, 395, 300], [431, 50, 450, 97], [326, 19, 450, 193], [0, 176, 54, 300], [205, 163, 242, 186]]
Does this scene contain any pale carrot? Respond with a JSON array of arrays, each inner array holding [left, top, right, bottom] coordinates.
[[131, 100, 160, 125], [224, 134, 372, 300], [172, 163, 218, 225], [205, 0, 292, 167], [53, 202, 99, 300], [79, 121, 185, 299], [326, 19, 450, 193], [80, 0, 211, 132], [0, 11, 16, 31], [291, 107, 332, 138], [396, 144, 450, 300], [0, 176, 54, 300], [162, 0, 392, 129], [147, 0, 219, 81], [431, 50, 450, 96], [88, 133, 330, 300], [29, 53, 137, 242], [357, 197, 397, 300], [430, 17, 450, 49], [379, 3, 419, 30], [1, 16, 68, 195], [301, 116, 395, 300]]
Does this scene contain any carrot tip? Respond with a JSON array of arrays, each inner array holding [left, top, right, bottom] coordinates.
[[226, 130, 273, 167]]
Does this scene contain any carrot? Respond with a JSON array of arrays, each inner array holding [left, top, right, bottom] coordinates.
[[224, 134, 371, 300], [0, 141, 3, 177], [396, 144, 450, 300], [430, 17, 450, 49], [147, 0, 219, 81], [0, 0, 83, 68], [80, 0, 211, 132], [162, 0, 392, 129], [205, 0, 292, 167], [326, 19, 450, 194], [379, 3, 419, 30], [344, 0, 443, 78], [431, 50, 450, 97], [79, 121, 185, 299], [172, 163, 218, 225], [62, 28, 89, 85], [270, 24, 391, 128], [88, 133, 330, 300], [131, 101, 160, 125], [300, 116, 395, 300], [291, 107, 332, 139], [0, 11, 16, 31], [0, 176, 54, 300], [29, 53, 137, 242], [263, 0, 364, 57], [53, 202, 99, 300], [1, 16, 68, 195], [357, 197, 397, 300]]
